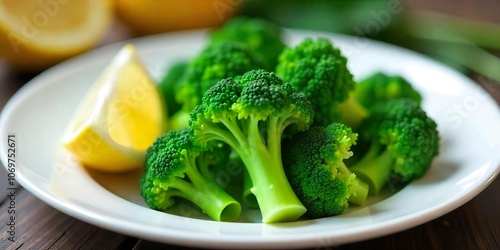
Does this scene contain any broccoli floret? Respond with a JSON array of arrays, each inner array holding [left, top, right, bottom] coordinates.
[[210, 16, 285, 70], [169, 41, 266, 130], [282, 123, 369, 219], [276, 37, 368, 127], [189, 69, 314, 223], [349, 99, 440, 194], [139, 129, 241, 222], [355, 72, 423, 109], [175, 41, 265, 114]]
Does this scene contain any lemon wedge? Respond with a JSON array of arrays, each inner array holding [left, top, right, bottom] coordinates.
[[0, 0, 113, 70], [62, 44, 167, 172]]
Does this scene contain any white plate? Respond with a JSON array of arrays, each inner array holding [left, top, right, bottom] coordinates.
[[1, 29, 499, 249]]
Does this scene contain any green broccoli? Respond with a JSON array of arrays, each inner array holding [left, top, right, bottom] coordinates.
[[276, 37, 368, 127], [198, 146, 245, 190], [175, 41, 265, 114], [349, 99, 440, 194], [242, 168, 259, 209], [210, 16, 285, 70], [139, 129, 241, 222], [207, 150, 258, 209], [282, 123, 369, 219], [168, 41, 266, 130], [196, 142, 231, 182], [355, 72, 423, 109], [189, 69, 314, 223]]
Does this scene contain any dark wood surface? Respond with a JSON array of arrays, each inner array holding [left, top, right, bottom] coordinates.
[[1, 2, 500, 249]]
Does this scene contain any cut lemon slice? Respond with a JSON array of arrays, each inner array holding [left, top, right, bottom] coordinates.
[[0, 0, 113, 70], [62, 44, 167, 172]]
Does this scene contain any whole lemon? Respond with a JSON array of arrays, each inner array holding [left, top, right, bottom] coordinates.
[[115, 0, 241, 35]]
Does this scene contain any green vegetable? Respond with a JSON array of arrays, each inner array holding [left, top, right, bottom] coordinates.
[[171, 41, 265, 129], [141, 16, 445, 223], [189, 69, 314, 223], [355, 72, 423, 109], [242, 168, 258, 209], [276, 37, 367, 127], [240, 0, 389, 35], [350, 99, 440, 194], [283, 123, 369, 218], [212, 151, 258, 209], [210, 16, 286, 71], [140, 129, 241, 222], [175, 41, 265, 111]]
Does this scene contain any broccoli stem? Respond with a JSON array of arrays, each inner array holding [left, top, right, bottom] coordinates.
[[338, 162, 369, 206], [240, 150, 306, 223], [349, 180, 369, 206], [349, 143, 394, 195], [169, 157, 241, 222], [338, 95, 368, 129], [242, 168, 259, 208], [199, 114, 307, 222], [220, 115, 306, 223]]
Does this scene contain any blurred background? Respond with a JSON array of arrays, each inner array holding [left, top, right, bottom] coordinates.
[[1, 0, 499, 104], [0, 0, 499, 91]]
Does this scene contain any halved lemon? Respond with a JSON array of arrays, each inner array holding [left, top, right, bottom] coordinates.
[[0, 0, 113, 70], [62, 44, 167, 172]]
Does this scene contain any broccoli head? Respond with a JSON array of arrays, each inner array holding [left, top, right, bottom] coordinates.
[[175, 41, 265, 113], [355, 72, 423, 109], [189, 69, 314, 223], [283, 123, 369, 219], [140, 129, 241, 221], [276, 37, 367, 127], [210, 16, 285, 70], [350, 99, 440, 194]]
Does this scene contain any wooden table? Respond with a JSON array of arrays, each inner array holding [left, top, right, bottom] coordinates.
[[1, 3, 500, 250]]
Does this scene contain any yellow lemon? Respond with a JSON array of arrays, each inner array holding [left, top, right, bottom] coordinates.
[[0, 0, 113, 71], [62, 44, 167, 172], [115, 0, 240, 35]]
